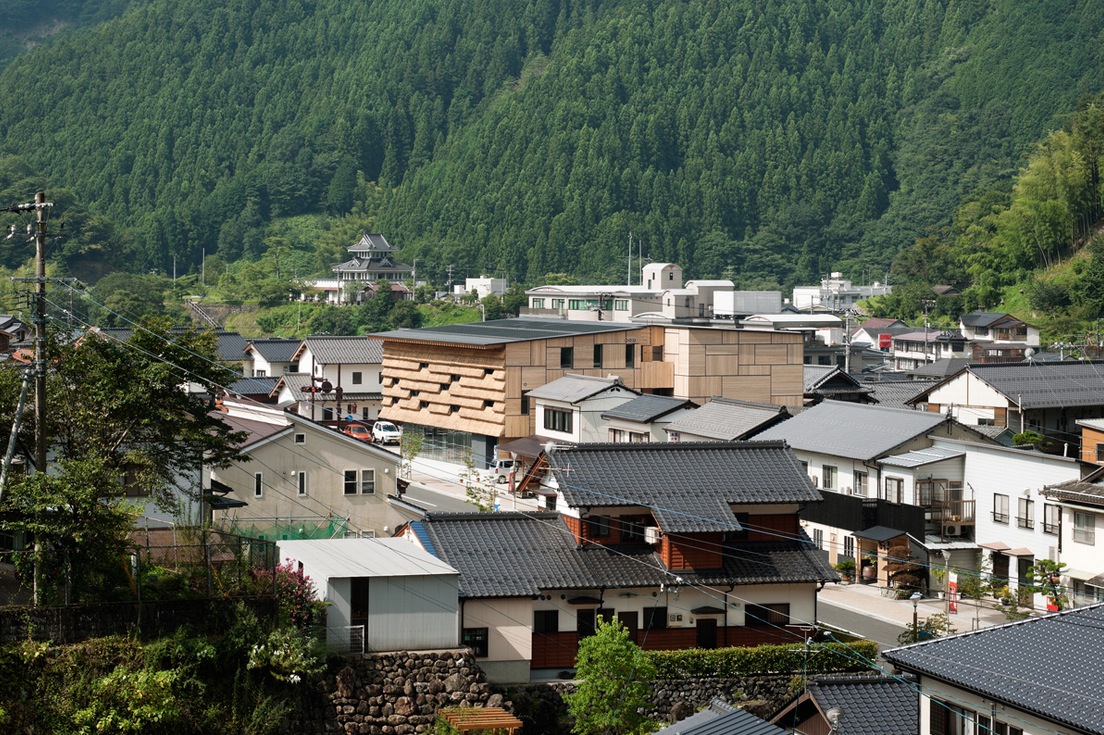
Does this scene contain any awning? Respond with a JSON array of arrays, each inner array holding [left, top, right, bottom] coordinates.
[[498, 435, 558, 459], [977, 540, 1011, 551], [1005, 547, 1034, 557], [691, 606, 727, 615], [853, 526, 906, 543], [1065, 568, 1099, 581]]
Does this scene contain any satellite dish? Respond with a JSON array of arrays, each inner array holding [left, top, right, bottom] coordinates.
[[544, 441, 556, 455], [826, 708, 842, 725], [1025, 347, 1036, 361]]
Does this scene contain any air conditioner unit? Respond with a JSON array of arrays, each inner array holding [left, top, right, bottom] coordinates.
[[811, 475, 819, 488], [944, 525, 961, 537], [644, 527, 661, 545]]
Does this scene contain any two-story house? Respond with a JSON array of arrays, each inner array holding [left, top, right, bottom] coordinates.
[[401, 442, 835, 682], [331, 233, 414, 303], [1040, 467, 1104, 607], [285, 336, 384, 423], [959, 311, 1040, 363], [242, 338, 301, 378], [892, 329, 967, 371], [208, 399, 406, 539], [756, 401, 987, 575], [527, 374, 639, 445], [907, 361, 1104, 452], [600, 394, 698, 443]]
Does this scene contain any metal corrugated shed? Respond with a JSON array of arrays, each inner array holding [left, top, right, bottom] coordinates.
[[278, 538, 458, 578]]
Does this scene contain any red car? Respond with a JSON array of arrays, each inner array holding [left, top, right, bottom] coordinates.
[[342, 424, 373, 443]]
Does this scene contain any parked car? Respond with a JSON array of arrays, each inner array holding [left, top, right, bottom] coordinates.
[[372, 420, 402, 444], [342, 423, 373, 443], [486, 458, 523, 483]]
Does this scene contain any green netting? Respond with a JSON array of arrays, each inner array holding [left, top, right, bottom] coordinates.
[[226, 517, 350, 542]]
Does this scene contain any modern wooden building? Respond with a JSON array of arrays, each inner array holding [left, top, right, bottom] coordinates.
[[370, 318, 804, 466]]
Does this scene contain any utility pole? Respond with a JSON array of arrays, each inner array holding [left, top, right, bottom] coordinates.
[[4, 191, 54, 606]]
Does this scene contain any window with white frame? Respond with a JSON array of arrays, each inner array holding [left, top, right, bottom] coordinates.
[[813, 528, 824, 549], [884, 476, 904, 504], [344, 469, 376, 495], [822, 465, 837, 490], [993, 493, 1009, 524], [1074, 511, 1096, 545], [843, 535, 854, 560]]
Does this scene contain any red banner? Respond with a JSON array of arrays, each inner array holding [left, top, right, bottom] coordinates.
[[947, 571, 958, 614]]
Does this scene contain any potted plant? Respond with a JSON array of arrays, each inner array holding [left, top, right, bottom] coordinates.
[[834, 558, 856, 583], [861, 554, 878, 581]]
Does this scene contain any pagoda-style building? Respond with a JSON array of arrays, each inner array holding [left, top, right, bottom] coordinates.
[[332, 233, 414, 287]]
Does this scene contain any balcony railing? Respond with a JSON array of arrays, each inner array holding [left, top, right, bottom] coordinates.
[[1074, 528, 1096, 545], [992, 511, 1009, 524], [1016, 517, 1035, 530]]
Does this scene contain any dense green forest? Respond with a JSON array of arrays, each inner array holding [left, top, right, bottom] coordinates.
[[0, 0, 1102, 301]]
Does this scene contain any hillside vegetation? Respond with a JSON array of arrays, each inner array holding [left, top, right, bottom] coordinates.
[[0, 0, 1102, 294]]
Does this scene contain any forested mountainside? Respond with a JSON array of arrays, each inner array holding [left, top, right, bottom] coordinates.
[[0, 0, 1102, 290], [0, 0, 143, 69]]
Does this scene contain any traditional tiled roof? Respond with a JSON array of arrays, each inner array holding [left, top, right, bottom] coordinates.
[[857, 377, 939, 408], [90, 327, 248, 362], [245, 338, 301, 364], [775, 675, 918, 735], [527, 374, 635, 404], [884, 603, 1104, 734], [601, 395, 697, 423], [299, 335, 383, 364], [664, 398, 789, 440], [1041, 466, 1104, 507], [655, 699, 787, 735], [413, 512, 834, 597], [547, 442, 819, 533], [960, 311, 1033, 329], [371, 318, 640, 347], [756, 400, 948, 461], [348, 233, 397, 253], [802, 365, 870, 397], [224, 376, 280, 397], [910, 361, 1104, 410], [908, 358, 971, 379]]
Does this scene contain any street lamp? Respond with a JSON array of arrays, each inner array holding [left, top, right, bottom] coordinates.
[[911, 591, 923, 632]]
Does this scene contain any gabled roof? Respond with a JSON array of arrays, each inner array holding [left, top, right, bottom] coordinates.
[[526, 374, 636, 404], [855, 317, 907, 331], [601, 394, 698, 423], [245, 338, 301, 363], [278, 538, 458, 579], [802, 365, 870, 397], [908, 357, 971, 379], [771, 675, 917, 735], [295, 335, 383, 364], [655, 698, 787, 735], [884, 603, 1104, 734], [348, 232, 397, 253], [909, 361, 1104, 410], [665, 397, 789, 440], [756, 400, 948, 461], [371, 318, 640, 347], [547, 442, 820, 533], [857, 377, 939, 408], [413, 512, 835, 597], [224, 376, 280, 397], [960, 311, 1033, 329]]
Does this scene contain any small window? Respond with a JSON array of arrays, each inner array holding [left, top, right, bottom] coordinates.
[[1043, 503, 1060, 535], [484, 400, 494, 409], [625, 344, 635, 368], [1074, 511, 1096, 545], [884, 477, 904, 504], [822, 465, 837, 490], [462, 628, 489, 657], [993, 494, 1010, 524], [534, 610, 559, 634], [451, 374, 460, 383], [520, 391, 530, 416], [1096, 443, 1104, 463], [746, 603, 789, 626], [560, 347, 574, 369], [614, 299, 629, 311], [593, 344, 603, 368], [544, 407, 573, 433], [297, 471, 307, 496], [360, 469, 375, 494], [1017, 497, 1035, 529], [294, 433, 306, 444], [352, 371, 363, 385], [253, 473, 263, 498], [588, 516, 610, 538], [645, 607, 668, 630], [254, 369, 267, 377], [344, 470, 358, 495], [420, 401, 429, 409]]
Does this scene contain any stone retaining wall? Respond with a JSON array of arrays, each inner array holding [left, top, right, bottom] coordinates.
[[293, 651, 802, 735]]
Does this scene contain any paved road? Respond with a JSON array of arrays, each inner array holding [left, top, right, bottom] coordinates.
[[398, 483, 479, 514], [818, 596, 908, 648]]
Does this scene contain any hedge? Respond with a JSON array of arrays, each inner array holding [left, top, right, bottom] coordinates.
[[646, 641, 880, 679]]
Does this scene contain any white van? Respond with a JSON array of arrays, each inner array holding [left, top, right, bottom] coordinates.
[[487, 458, 522, 483]]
